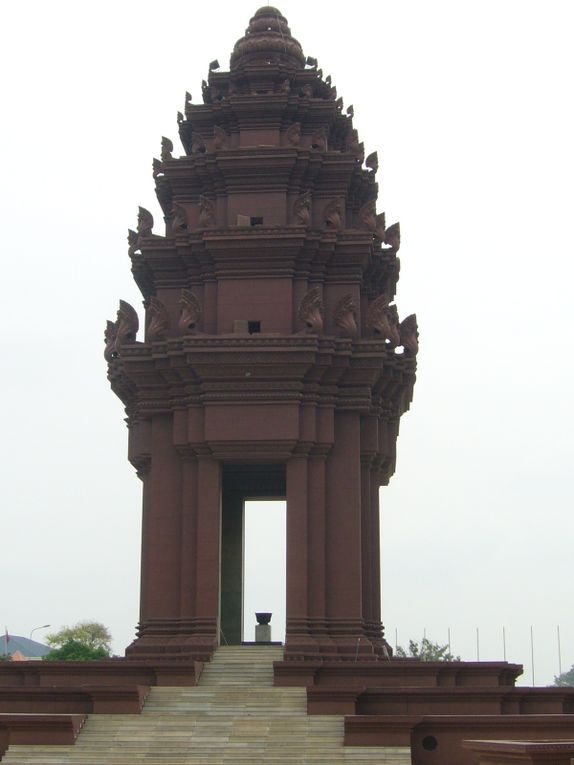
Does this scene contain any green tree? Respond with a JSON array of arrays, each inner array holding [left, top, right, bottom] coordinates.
[[396, 638, 460, 661], [44, 639, 109, 661], [46, 621, 112, 653], [0, 653, 11, 662], [553, 665, 574, 687]]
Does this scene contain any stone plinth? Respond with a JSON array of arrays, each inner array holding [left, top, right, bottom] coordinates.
[[463, 740, 574, 765]]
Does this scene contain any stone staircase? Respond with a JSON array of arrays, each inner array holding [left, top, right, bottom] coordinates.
[[1, 646, 410, 764]]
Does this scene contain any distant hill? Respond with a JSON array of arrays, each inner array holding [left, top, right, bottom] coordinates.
[[2, 635, 50, 659]]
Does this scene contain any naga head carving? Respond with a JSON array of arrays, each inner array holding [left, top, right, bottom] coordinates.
[[104, 320, 119, 362], [171, 202, 188, 236], [311, 127, 328, 152], [384, 221, 401, 251], [127, 228, 139, 257], [366, 151, 379, 173], [358, 200, 377, 232], [115, 300, 139, 351], [161, 136, 173, 161], [293, 191, 312, 226], [198, 195, 216, 228], [137, 207, 154, 237], [345, 128, 360, 154], [286, 122, 302, 147], [323, 198, 343, 229], [375, 212, 386, 242], [191, 132, 206, 154], [213, 126, 228, 150], [152, 158, 163, 179], [400, 314, 419, 355], [148, 297, 170, 342], [366, 294, 400, 345], [179, 289, 202, 333], [334, 294, 358, 337], [298, 287, 324, 333]]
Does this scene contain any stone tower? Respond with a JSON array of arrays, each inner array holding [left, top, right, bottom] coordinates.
[[104, 7, 418, 662]]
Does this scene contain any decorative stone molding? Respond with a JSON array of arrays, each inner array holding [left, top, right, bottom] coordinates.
[[148, 296, 170, 342], [298, 287, 324, 333], [334, 294, 358, 337], [179, 289, 202, 333]]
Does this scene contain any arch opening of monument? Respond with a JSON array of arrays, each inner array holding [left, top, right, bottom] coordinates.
[[243, 500, 286, 644], [220, 465, 286, 646]]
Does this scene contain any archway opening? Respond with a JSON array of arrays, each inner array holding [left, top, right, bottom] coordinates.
[[243, 500, 286, 643], [220, 464, 285, 646]]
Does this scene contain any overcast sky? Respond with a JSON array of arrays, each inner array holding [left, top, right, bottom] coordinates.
[[1, 0, 572, 685]]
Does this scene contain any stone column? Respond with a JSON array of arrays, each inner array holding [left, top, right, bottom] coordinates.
[[192, 456, 221, 653], [325, 412, 363, 655], [285, 454, 312, 651], [179, 457, 198, 620]]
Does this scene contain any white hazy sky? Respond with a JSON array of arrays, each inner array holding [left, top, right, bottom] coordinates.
[[1, 1, 573, 685]]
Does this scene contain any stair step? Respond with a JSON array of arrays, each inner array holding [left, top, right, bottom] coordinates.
[[1, 647, 410, 765]]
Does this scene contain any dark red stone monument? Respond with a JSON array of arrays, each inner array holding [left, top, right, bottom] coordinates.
[[104, 6, 418, 662], [1, 11, 573, 765]]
